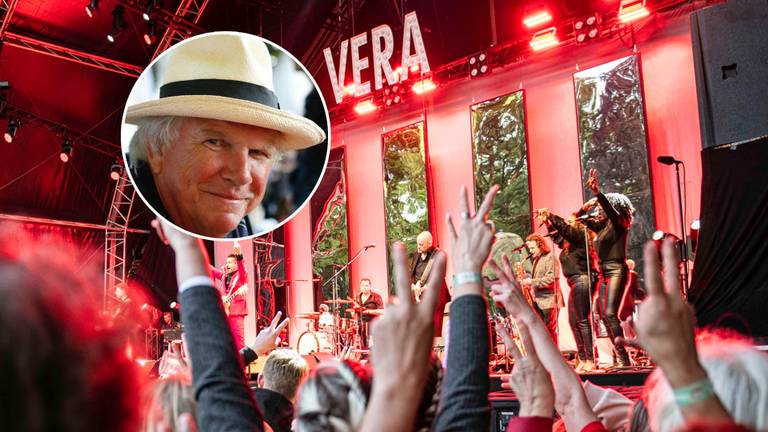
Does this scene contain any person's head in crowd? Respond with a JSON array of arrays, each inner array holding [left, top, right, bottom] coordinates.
[[0, 230, 143, 431], [296, 359, 372, 431], [142, 375, 196, 432], [643, 328, 768, 431], [413, 354, 444, 432], [416, 231, 433, 254], [258, 349, 309, 403], [360, 278, 372, 296], [126, 33, 325, 238], [525, 233, 550, 258], [163, 311, 174, 325]]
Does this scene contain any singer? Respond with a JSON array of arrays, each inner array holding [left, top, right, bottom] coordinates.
[[583, 169, 635, 367], [519, 233, 562, 344], [537, 208, 599, 372], [210, 242, 249, 349]]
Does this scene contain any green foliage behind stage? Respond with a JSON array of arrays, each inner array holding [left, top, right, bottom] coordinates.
[[382, 122, 431, 294], [472, 91, 532, 238]]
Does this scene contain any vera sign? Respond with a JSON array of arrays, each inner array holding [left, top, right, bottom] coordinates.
[[323, 11, 431, 104]]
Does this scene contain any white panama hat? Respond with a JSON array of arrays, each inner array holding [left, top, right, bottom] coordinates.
[[126, 32, 326, 150]]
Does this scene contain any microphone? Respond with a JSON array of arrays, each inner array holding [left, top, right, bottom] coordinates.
[[364, 243, 376, 250], [576, 210, 600, 221], [657, 155, 681, 165]]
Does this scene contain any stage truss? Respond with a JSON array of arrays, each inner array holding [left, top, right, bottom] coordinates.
[[103, 172, 136, 311]]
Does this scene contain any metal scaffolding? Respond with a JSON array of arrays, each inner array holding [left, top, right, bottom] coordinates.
[[103, 171, 137, 312], [152, 0, 211, 59]]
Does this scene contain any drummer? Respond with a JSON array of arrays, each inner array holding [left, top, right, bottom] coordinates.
[[354, 278, 384, 348]]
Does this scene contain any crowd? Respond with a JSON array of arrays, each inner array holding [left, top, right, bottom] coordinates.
[[1, 184, 767, 431]]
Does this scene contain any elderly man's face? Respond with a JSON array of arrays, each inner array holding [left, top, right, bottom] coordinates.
[[417, 236, 432, 254], [148, 118, 277, 237]]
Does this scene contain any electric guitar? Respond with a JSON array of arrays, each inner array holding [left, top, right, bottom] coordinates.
[[514, 262, 536, 307], [222, 284, 247, 315], [411, 280, 424, 302]]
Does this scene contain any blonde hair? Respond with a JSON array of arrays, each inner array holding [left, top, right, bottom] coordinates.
[[262, 348, 309, 401], [143, 375, 196, 432]]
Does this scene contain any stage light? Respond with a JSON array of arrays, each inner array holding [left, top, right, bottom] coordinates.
[[170, 301, 179, 310], [652, 230, 665, 241], [143, 20, 157, 45], [412, 78, 436, 94], [107, 5, 126, 43], [343, 83, 356, 96], [142, 0, 158, 21], [353, 99, 377, 115], [530, 27, 558, 51], [409, 64, 420, 73], [468, 52, 489, 78], [60, 139, 73, 163], [85, 0, 99, 18], [110, 162, 123, 180], [618, 0, 650, 24], [575, 13, 601, 44], [4, 119, 18, 143], [691, 219, 700, 231], [523, 10, 553, 29]]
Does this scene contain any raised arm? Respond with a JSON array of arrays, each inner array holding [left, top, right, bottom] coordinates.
[[490, 257, 600, 432], [152, 220, 263, 432], [432, 184, 499, 431]]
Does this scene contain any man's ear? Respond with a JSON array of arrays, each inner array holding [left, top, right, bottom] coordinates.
[[146, 142, 164, 174]]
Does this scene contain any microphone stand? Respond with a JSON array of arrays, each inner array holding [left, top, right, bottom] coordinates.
[[321, 244, 375, 356], [673, 162, 690, 297], [583, 223, 600, 371]]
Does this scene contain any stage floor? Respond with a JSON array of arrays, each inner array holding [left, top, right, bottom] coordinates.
[[490, 366, 652, 394]]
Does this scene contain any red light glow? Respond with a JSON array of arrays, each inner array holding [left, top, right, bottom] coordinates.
[[530, 27, 559, 51], [523, 10, 553, 29], [354, 99, 377, 115], [412, 79, 436, 94], [618, 0, 650, 23], [59, 152, 69, 163]]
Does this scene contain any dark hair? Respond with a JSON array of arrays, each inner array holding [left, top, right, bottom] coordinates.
[[227, 254, 238, 260], [0, 229, 143, 432], [360, 278, 371, 285], [525, 233, 551, 254]]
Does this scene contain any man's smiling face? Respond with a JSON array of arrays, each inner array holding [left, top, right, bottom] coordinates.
[[148, 118, 278, 237]]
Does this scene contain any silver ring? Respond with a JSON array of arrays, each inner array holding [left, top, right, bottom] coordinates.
[[461, 211, 470, 219]]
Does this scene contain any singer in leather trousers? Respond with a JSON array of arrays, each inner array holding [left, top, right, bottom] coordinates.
[[567, 273, 597, 362], [598, 260, 630, 365]]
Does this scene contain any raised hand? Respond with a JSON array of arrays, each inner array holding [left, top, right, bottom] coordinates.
[[232, 241, 241, 255], [364, 241, 446, 430], [249, 311, 290, 356], [488, 255, 536, 322], [497, 321, 554, 417], [151, 218, 198, 252], [587, 169, 600, 195], [535, 208, 550, 222], [446, 185, 499, 297]]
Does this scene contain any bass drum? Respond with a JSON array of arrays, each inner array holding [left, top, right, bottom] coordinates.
[[296, 330, 332, 355]]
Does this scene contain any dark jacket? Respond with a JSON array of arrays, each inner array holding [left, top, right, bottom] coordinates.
[[254, 388, 294, 432]]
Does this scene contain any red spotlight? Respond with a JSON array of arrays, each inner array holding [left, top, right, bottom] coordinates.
[[110, 162, 123, 180], [170, 301, 179, 310], [409, 64, 420, 73], [530, 27, 559, 51], [618, 0, 650, 23], [60, 140, 73, 163], [523, 10, 553, 29], [353, 99, 377, 115], [412, 79, 436, 94]]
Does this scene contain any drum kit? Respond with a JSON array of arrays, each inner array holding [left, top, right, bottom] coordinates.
[[295, 299, 379, 357]]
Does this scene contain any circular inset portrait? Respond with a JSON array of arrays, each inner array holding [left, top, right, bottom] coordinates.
[[122, 31, 329, 240]]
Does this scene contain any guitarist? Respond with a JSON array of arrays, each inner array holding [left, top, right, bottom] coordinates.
[[410, 231, 449, 337], [210, 242, 249, 348], [519, 233, 561, 345]]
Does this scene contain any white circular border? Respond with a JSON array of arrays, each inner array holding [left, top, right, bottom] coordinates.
[[121, 31, 332, 241]]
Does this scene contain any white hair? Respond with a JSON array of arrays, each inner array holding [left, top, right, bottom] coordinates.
[[128, 116, 186, 168], [417, 231, 433, 244], [644, 330, 768, 431]]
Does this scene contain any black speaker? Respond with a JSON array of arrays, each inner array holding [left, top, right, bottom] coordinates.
[[690, 0, 768, 149]]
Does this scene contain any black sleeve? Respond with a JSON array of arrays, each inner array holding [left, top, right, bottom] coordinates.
[[549, 214, 585, 245], [180, 285, 264, 431], [433, 295, 490, 431]]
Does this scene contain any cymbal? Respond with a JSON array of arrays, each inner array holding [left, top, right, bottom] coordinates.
[[323, 299, 353, 304], [295, 312, 321, 319]]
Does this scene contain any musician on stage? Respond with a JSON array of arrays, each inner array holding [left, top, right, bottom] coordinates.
[[583, 168, 635, 367], [355, 278, 383, 348], [410, 231, 449, 336], [537, 208, 598, 372], [210, 242, 249, 348], [519, 233, 561, 344]]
